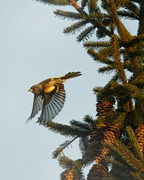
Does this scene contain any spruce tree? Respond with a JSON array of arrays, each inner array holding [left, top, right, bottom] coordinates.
[[34, 0, 144, 179]]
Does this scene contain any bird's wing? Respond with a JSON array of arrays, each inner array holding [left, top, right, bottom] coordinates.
[[37, 84, 66, 125], [27, 95, 43, 122]]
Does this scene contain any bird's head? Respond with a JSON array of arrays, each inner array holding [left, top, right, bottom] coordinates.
[[28, 84, 42, 95]]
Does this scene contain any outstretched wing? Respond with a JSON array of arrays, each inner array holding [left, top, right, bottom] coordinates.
[[27, 95, 43, 122], [37, 84, 66, 125]]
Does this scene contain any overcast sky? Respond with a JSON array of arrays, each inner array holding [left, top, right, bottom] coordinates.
[[0, 1, 138, 179]]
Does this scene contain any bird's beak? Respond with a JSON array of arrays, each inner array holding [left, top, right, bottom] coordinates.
[[28, 89, 33, 92]]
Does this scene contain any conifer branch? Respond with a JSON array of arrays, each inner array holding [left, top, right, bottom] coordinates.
[[125, 126, 143, 161], [117, 143, 144, 171], [52, 137, 78, 158], [58, 156, 85, 179], [87, 47, 115, 65], [115, 0, 125, 9], [58, 155, 74, 169], [83, 115, 95, 125], [121, 0, 139, 15], [54, 10, 83, 20], [118, 10, 139, 20], [70, 119, 91, 131], [113, 112, 127, 125], [36, 0, 69, 6], [108, 0, 140, 70], [120, 34, 144, 48], [68, 0, 111, 37], [81, 0, 88, 9], [69, 0, 86, 15], [123, 83, 144, 101], [88, 0, 98, 13], [76, 26, 95, 42], [104, 155, 128, 178], [46, 122, 89, 137], [63, 20, 89, 34], [109, 0, 132, 41], [79, 136, 89, 156], [129, 53, 140, 70], [98, 65, 115, 74], [128, 68, 144, 85], [123, 61, 133, 72], [112, 39, 126, 84], [84, 41, 110, 48]]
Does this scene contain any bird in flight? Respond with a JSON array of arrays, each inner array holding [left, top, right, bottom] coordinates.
[[27, 71, 82, 125]]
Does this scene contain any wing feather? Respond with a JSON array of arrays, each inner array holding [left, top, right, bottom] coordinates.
[[37, 84, 66, 125], [50, 100, 59, 118], [27, 95, 43, 122]]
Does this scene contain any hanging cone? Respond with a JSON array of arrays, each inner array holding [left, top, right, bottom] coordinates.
[[96, 101, 115, 117], [104, 123, 120, 143], [89, 125, 106, 163], [135, 124, 144, 152], [61, 170, 74, 180], [89, 123, 119, 163], [96, 94, 115, 117], [87, 163, 108, 180]]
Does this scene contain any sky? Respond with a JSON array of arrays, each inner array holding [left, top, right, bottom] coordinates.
[[0, 1, 138, 180]]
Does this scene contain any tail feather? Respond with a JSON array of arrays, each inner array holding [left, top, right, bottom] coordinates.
[[63, 71, 82, 80]]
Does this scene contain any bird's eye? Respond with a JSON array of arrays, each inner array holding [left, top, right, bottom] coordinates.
[[31, 87, 35, 91]]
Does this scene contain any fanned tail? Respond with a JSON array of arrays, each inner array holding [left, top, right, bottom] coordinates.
[[63, 71, 82, 80]]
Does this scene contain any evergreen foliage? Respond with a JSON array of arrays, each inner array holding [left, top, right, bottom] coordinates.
[[34, 0, 144, 179]]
